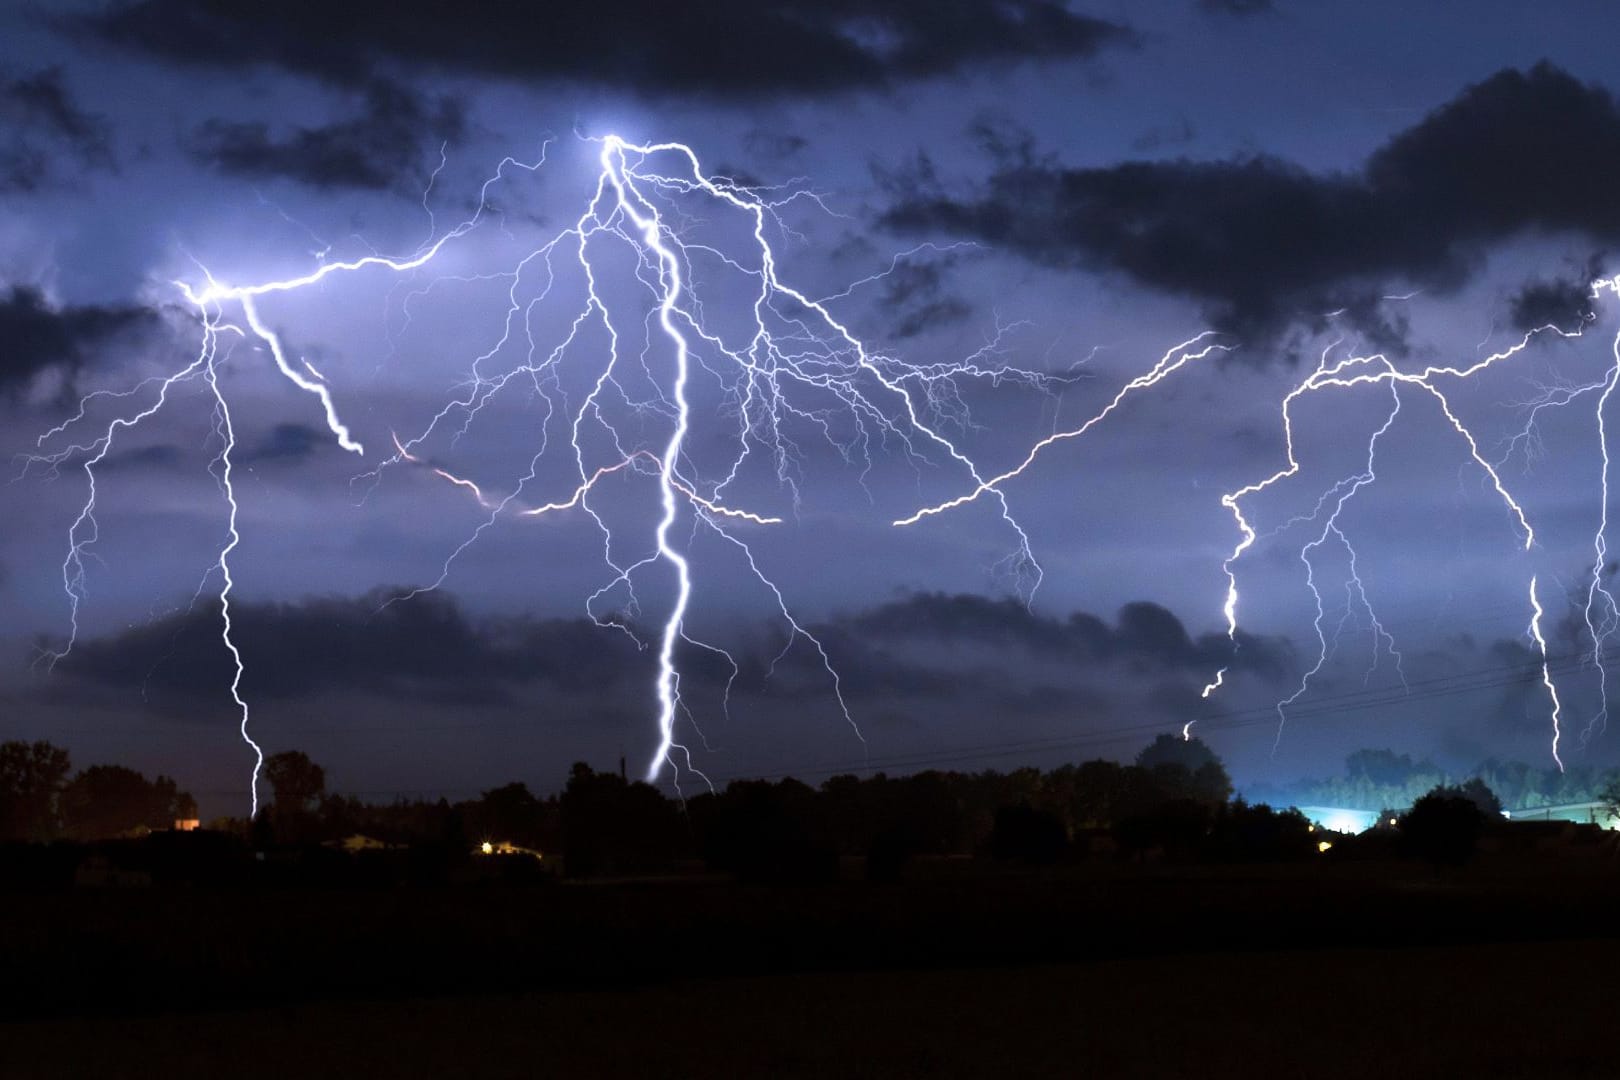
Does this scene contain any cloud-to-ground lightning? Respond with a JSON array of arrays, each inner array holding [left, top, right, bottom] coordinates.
[[1527, 574, 1565, 771], [1186, 314, 1620, 768], [26, 113, 1620, 807], [23, 134, 1069, 810], [898, 275, 1620, 768]]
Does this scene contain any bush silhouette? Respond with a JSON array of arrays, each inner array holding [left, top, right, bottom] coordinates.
[[1401, 784, 1493, 865]]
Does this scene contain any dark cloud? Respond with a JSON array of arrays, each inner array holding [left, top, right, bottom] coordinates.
[[52, 589, 1288, 722], [835, 592, 1290, 679], [966, 112, 1039, 166], [743, 130, 808, 162], [77, 0, 1134, 98], [1129, 118, 1197, 154], [892, 297, 972, 339], [882, 63, 1620, 344], [186, 80, 463, 190], [1508, 254, 1604, 332], [240, 423, 330, 466], [876, 257, 973, 338], [0, 66, 114, 192], [0, 286, 160, 394], [1197, 0, 1274, 15], [56, 589, 648, 707]]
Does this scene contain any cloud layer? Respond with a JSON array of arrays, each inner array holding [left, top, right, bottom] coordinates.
[[883, 63, 1620, 342], [51, 589, 1290, 724], [79, 0, 1133, 97]]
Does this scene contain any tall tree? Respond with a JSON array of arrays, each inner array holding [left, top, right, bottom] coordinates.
[[264, 750, 326, 814], [0, 740, 71, 842], [1137, 735, 1232, 805]]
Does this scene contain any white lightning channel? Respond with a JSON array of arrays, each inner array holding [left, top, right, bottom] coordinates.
[[32, 134, 1063, 806], [1528, 575, 1565, 772]]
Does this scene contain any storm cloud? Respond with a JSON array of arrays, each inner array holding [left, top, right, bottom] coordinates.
[[0, 285, 160, 394], [1508, 254, 1605, 332], [51, 589, 1292, 721], [882, 63, 1620, 343], [56, 589, 646, 707], [839, 592, 1290, 679], [0, 66, 114, 192], [186, 79, 464, 190], [239, 423, 335, 466], [76, 0, 1133, 98]]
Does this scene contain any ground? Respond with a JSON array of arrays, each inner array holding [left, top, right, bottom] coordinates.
[[1, 856, 1615, 1076]]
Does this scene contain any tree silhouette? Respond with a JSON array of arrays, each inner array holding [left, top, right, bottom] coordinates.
[[264, 750, 326, 814], [468, 781, 552, 849], [1453, 777, 1503, 818], [695, 778, 836, 883], [60, 764, 195, 840], [1136, 735, 1233, 805], [0, 740, 71, 842], [1401, 783, 1494, 865], [263, 750, 327, 843], [560, 762, 683, 876], [1207, 800, 1315, 862]]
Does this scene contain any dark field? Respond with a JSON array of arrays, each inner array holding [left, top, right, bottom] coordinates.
[[2, 940, 1612, 1079], [1, 855, 1617, 1077]]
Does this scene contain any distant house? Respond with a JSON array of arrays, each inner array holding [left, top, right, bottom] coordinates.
[[1503, 802, 1619, 829], [330, 834, 398, 853], [173, 819, 201, 832], [477, 840, 544, 860]]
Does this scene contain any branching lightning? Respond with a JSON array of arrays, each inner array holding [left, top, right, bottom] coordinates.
[[25, 116, 1620, 809], [1192, 306, 1620, 768], [24, 135, 1070, 811], [899, 275, 1620, 768]]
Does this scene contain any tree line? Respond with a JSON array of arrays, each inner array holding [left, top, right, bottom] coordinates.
[[2, 735, 1584, 876], [1247, 748, 1620, 812], [1, 734, 1291, 874], [0, 741, 197, 842]]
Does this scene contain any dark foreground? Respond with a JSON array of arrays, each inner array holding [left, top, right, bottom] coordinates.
[[2, 855, 1616, 1077], [2, 938, 1612, 1079]]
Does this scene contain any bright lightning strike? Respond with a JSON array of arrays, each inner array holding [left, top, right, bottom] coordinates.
[[25, 135, 1067, 811], [901, 278, 1620, 769], [1228, 286, 1620, 765], [29, 125, 1620, 808], [1527, 575, 1564, 772]]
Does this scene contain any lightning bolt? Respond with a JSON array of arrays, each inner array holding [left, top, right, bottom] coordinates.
[[1581, 293, 1620, 742], [1528, 575, 1564, 772], [27, 134, 1062, 808], [1266, 373, 1403, 750], [32, 124, 1620, 806], [201, 319, 264, 816], [899, 277, 1620, 766], [892, 331, 1232, 528]]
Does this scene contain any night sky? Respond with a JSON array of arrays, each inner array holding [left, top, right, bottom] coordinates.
[[6, 1, 1620, 816]]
